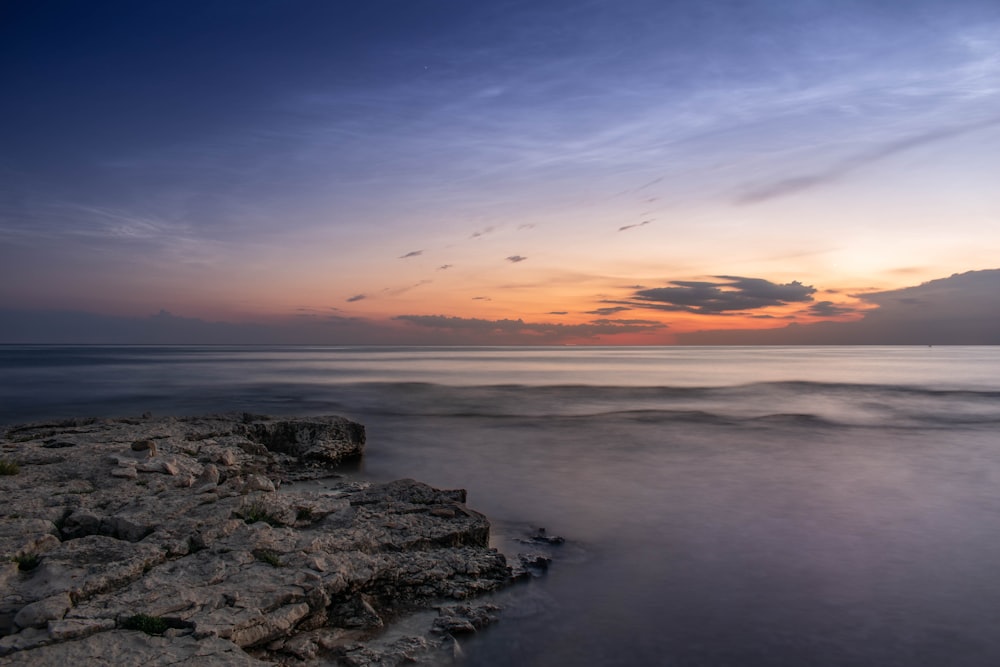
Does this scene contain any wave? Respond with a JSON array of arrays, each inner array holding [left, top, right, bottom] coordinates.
[[297, 380, 1000, 430], [4, 370, 999, 430]]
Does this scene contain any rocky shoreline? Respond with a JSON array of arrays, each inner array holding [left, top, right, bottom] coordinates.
[[0, 414, 541, 665]]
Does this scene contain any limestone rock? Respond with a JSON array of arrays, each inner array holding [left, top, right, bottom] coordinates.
[[0, 414, 522, 665], [13, 594, 71, 630], [236, 416, 365, 467]]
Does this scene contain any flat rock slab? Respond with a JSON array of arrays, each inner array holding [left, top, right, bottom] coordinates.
[[0, 414, 512, 665]]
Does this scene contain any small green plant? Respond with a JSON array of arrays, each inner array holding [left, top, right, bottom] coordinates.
[[122, 614, 169, 635], [0, 460, 20, 475], [239, 500, 283, 527], [13, 553, 41, 571], [254, 550, 283, 567]]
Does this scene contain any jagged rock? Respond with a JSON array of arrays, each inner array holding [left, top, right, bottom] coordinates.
[[432, 603, 501, 635], [0, 414, 521, 665], [236, 416, 365, 466]]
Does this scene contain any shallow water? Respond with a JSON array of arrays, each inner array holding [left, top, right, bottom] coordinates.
[[3, 345, 1000, 665]]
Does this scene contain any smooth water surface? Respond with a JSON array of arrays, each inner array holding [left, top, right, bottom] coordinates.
[[2, 345, 1000, 666]]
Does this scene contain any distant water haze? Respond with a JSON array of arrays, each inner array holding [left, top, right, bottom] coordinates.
[[3, 346, 1000, 666]]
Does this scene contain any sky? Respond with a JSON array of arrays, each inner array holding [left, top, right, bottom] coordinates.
[[2, 0, 999, 345]]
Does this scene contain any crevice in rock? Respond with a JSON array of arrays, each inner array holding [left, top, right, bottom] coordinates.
[[58, 513, 156, 543]]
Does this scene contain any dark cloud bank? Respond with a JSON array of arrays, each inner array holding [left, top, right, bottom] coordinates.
[[679, 270, 1000, 345], [1, 270, 998, 345], [624, 276, 816, 314]]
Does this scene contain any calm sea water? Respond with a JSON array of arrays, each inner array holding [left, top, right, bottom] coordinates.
[[3, 345, 1000, 666]]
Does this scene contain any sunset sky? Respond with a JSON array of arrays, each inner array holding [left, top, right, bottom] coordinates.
[[2, 0, 999, 344]]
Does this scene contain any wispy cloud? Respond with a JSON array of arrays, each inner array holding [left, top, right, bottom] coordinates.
[[506, 255, 527, 263], [735, 115, 1000, 204], [618, 219, 652, 232], [382, 279, 432, 297], [346, 294, 367, 302], [399, 250, 424, 259], [587, 306, 630, 316]]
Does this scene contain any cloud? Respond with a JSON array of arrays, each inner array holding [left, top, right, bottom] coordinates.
[[506, 255, 527, 263], [807, 301, 858, 317], [399, 250, 423, 259], [548, 311, 568, 315], [346, 294, 367, 302], [618, 220, 652, 232], [736, 115, 1000, 204], [470, 227, 495, 239], [394, 314, 666, 343], [677, 269, 1000, 344], [586, 306, 631, 316], [437, 264, 453, 270], [472, 296, 491, 301], [625, 275, 816, 314], [382, 280, 432, 297], [590, 318, 663, 326], [5, 271, 993, 346]]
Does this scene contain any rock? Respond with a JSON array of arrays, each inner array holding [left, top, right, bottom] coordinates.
[[510, 553, 552, 580], [241, 474, 275, 494], [0, 626, 51, 656], [47, 617, 115, 641], [131, 440, 157, 456], [0, 414, 526, 665], [14, 593, 71, 629], [432, 603, 501, 635], [338, 635, 431, 667], [530, 527, 565, 545], [110, 466, 138, 480], [236, 416, 365, 466], [192, 463, 220, 493], [197, 463, 220, 486], [136, 459, 179, 475], [0, 631, 268, 665]]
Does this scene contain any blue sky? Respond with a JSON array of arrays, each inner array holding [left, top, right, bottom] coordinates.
[[2, 0, 999, 343]]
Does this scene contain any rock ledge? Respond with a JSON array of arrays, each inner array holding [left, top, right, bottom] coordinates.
[[0, 414, 513, 665]]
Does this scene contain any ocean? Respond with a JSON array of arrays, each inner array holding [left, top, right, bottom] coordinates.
[[2, 345, 1000, 666]]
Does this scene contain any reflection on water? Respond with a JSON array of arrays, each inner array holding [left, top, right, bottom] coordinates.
[[360, 414, 1000, 667], [3, 346, 1000, 665]]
